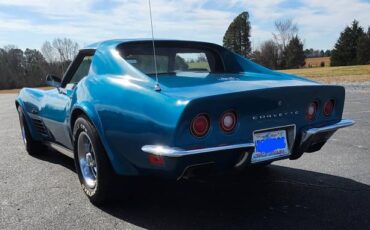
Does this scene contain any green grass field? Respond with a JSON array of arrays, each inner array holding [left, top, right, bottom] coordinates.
[[280, 64, 370, 83], [188, 61, 209, 70]]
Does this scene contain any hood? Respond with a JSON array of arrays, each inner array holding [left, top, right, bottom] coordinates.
[[157, 72, 319, 100]]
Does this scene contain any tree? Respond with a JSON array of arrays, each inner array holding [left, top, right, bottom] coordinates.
[[356, 27, 370, 64], [251, 40, 279, 69], [24, 49, 48, 87], [41, 41, 57, 63], [324, 50, 332, 57], [272, 19, 298, 69], [284, 36, 305, 69], [175, 56, 189, 70], [273, 19, 298, 51], [223, 11, 251, 57], [41, 38, 79, 77], [52, 38, 79, 63], [331, 20, 365, 66]]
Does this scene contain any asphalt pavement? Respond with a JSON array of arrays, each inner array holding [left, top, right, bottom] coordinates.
[[0, 85, 370, 230]]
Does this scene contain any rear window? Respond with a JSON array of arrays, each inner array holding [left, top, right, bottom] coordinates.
[[118, 42, 224, 75]]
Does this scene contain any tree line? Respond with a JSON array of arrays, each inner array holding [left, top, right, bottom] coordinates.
[[0, 38, 79, 90], [304, 49, 332, 58], [223, 12, 370, 69]]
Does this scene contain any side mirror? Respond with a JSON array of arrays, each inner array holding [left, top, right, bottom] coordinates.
[[46, 74, 61, 88]]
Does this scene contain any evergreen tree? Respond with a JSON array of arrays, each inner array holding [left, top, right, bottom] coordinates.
[[324, 50, 332, 57], [331, 20, 365, 66], [356, 27, 370, 64], [284, 36, 305, 69], [223, 12, 251, 57]]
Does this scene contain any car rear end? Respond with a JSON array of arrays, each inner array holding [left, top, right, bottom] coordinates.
[[141, 84, 354, 179]]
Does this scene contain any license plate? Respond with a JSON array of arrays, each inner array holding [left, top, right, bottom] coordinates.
[[251, 130, 289, 163]]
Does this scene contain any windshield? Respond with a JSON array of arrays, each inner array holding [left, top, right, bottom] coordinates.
[[118, 42, 225, 75]]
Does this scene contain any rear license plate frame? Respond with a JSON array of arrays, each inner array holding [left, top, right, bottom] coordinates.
[[251, 129, 291, 164]]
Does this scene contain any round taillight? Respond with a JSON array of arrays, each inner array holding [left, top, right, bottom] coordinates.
[[306, 101, 318, 121], [220, 111, 237, 132], [323, 99, 335, 116], [191, 114, 210, 137]]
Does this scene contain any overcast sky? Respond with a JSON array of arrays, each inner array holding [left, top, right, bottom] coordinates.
[[0, 0, 369, 51]]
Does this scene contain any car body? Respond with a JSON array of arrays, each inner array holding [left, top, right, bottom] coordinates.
[[15, 39, 354, 203]]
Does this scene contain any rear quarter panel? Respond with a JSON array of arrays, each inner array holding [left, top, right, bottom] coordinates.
[[75, 75, 187, 174]]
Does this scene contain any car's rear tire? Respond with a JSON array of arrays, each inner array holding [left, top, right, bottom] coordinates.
[[17, 106, 46, 155], [73, 115, 117, 205]]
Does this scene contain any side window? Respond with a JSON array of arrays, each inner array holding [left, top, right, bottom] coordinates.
[[67, 56, 93, 87]]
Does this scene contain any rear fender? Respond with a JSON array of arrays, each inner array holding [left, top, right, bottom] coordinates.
[[71, 102, 138, 175]]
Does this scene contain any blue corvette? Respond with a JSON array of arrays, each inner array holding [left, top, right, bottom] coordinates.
[[16, 39, 354, 204]]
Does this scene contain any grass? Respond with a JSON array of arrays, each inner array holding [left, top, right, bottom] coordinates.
[[188, 62, 210, 70], [280, 64, 370, 83]]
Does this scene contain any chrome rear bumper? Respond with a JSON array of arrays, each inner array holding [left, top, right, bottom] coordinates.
[[302, 119, 355, 143], [142, 119, 355, 158], [141, 143, 255, 157], [299, 119, 355, 153]]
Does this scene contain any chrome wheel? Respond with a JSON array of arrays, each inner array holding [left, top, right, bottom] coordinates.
[[77, 132, 97, 189]]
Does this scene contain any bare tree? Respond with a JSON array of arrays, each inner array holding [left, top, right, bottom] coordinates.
[[273, 19, 298, 50], [41, 38, 79, 77], [271, 19, 299, 69], [52, 38, 79, 63], [41, 41, 57, 63], [41, 38, 79, 64]]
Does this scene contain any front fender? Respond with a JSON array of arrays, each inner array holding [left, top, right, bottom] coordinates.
[[15, 89, 44, 141], [71, 102, 139, 175]]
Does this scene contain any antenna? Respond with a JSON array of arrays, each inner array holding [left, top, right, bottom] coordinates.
[[148, 0, 161, 92]]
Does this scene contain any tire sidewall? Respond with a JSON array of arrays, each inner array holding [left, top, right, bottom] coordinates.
[[17, 106, 42, 154], [73, 116, 113, 204], [17, 106, 28, 147], [73, 117, 99, 198]]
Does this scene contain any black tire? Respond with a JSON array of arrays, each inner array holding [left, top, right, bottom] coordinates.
[[73, 115, 117, 205], [17, 106, 46, 155]]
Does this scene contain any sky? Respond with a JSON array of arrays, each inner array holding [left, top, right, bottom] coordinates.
[[0, 0, 369, 51]]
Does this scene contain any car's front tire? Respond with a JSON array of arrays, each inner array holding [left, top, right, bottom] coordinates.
[[73, 115, 116, 205], [17, 106, 46, 155]]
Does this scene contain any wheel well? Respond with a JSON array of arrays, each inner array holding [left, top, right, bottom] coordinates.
[[15, 101, 20, 109], [70, 108, 87, 131]]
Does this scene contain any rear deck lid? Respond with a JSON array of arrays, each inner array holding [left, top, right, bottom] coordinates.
[[157, 72, 319, 100]]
